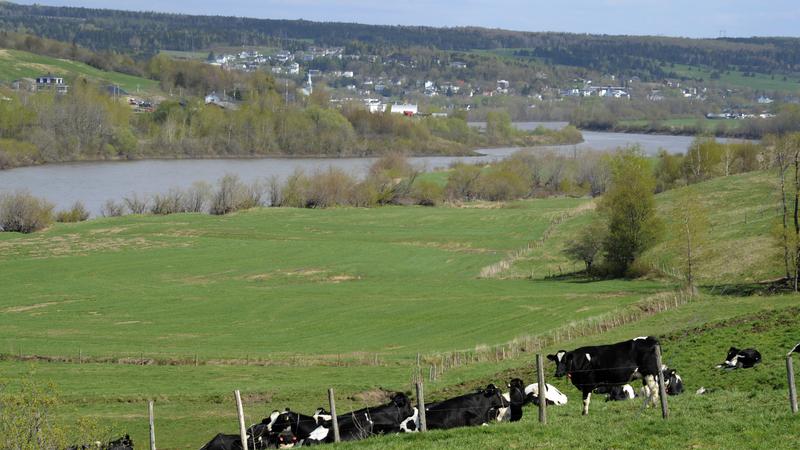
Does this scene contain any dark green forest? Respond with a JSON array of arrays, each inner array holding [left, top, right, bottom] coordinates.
[[2, 2, 800, 81]]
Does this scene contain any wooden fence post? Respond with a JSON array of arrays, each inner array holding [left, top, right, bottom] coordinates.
[[328, 388, 340, 443], [787, 355, 798, 414], [654, 345, 669, 419], [536, 354, 547, 424], [148, 400, 156, 450], [415, 382, 427, 432], [234, 390, 249, 450]]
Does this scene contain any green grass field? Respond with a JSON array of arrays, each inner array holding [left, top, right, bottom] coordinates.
[[669, 63, 800, 94], [0, 48, 160, 94], [618, 118, 743, 133], [2, 170, 798, 448]]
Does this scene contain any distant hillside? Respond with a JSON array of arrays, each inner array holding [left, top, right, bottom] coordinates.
[[1, 2, 800, 82], [0, 48, 159, 94], [510, 170, 781, 284]]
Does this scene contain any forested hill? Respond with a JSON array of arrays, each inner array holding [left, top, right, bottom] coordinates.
[[2, 2, 800, 77]]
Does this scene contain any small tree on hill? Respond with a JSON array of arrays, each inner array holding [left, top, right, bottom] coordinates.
[[563, 219, 606, 275], [599, 147, 663, 277], [671, 188, 709, 293]]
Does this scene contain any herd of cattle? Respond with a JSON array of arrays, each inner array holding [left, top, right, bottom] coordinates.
[[78, 337, 799, 449]]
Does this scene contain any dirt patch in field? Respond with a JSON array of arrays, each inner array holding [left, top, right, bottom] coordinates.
[[89, 227, 129, 235], [3, 302, 60, 313], [0, 233, 184, 260], [244, 269, 360, 284], [455, 201, 507, 209], [401, 241, 494, 254], [328, 275, 359, 283], [348, 388, 395, 405]]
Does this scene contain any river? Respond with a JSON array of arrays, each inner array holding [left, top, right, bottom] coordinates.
[[0, 124, 746, 215]]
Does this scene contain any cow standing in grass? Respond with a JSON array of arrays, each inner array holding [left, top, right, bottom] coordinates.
[[547, 336, 661, 415]]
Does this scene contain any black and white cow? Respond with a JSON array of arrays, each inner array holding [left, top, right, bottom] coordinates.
[[503, 378, 526, 422], [69, 434, 135, 450], [398, 407, 419, 432], [305, 393, 414, 443], [523, 382, 568, 406], [200, 411, 281, 450], [198, 434, 243, 450], [790, 343, 800, 354], [594, 384, 636, 402], [424, 384, 508, 429], [267, 409, 323, 446], [719, 347, 762, 369], [547, 336, 661, 415], [662, 366, 684, 395]]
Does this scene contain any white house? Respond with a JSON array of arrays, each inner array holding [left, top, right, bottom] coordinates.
[[389, 103, 418, 115]]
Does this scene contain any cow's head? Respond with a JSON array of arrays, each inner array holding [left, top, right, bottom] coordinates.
[[662, 367, 684, 395], [390, 392, 414, 419], [312, 407, 331, 426], [725, 347, 740, 362], [547, 351, 572, 377], [275, 428, 298, 449], [507, 378, 526, 405]]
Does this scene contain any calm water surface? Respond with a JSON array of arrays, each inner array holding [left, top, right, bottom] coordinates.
[[0, 124, 745, 215]]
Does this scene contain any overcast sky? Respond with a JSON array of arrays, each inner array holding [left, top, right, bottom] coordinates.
[[16, 0, 800, 38]]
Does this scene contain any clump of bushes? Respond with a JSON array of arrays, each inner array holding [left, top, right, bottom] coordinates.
[[209, 174, 266, 215], [0, 190, 54, 233], [55, 201, 90, 223]]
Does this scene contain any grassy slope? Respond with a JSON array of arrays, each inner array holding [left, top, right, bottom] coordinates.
[[1, 171, 798, 448], [669, 63, 800, 94], [342, 302, 800, 450], [511, 170, 781, 285], [0, 48, 160, 94], [0, 198, 670, 361]]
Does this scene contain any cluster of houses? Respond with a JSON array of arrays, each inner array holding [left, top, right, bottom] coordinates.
[[11, 74, 69, 94], [560, 85, 631, 99], [209, 47, 347, 74]]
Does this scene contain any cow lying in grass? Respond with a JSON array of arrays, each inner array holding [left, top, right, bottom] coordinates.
[[718, 347, 762, 369], [523, 381, 568, 406], [548, 336, 662, 415], [424, 384, 509, 429], [68, 434, 134, 450]]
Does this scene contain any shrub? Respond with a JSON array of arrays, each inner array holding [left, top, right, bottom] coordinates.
[[369, 151, 415, 179], [445, 163, 482, 201], [123, 193, 149, 214], [0, 191, 54, 233], [100, 199, 126, 217], [55, 201, 90, 223], [183, 181, 211, 213], [305, 167, 358, 208], [209, 174, 265, 214], [150, 188, 185, 215], [278, 169, 310, 208], [412, 179, 445, 206]]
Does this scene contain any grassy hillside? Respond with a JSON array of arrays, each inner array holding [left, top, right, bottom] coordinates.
[[340, 302, 800, 449], [1, 171, 797, 448], [0, 48, 160, 94], [0, 198, 671, 362], [669, 63, 800, 94], [509, 170, 781, 285]]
